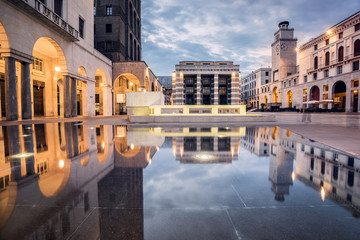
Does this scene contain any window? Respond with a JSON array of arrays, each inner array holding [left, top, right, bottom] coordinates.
[[287, 73, 291, 76], [33, 57, 43, 71], [353, 79, 359, 87], [283, 82, 286, 87], [313, 73, 317, 80], [355, 23, 360, 32], [325, 39, 329, 45], [339, 32, 343, 39], [79, 17, 84, 38], [105, 41, 112, 50], [353, 61, 359, 71], [314, 44, 318, 51], [106, 24, 112, 33], [338, 46, 344, 62], [354, 39, 360, 57], [323, 93, 328, 100], [325, 52, 330, 66], [294, 79, 296, 85], [323, 85, 328, 92], [54, 0, 63, 17], [265, 79, 269, 84], [324, 70, 329, 78], [337, 66, 342, 75], [314, 56, 318, 69], [265, 71, 269, 76], [106, 5, 112, 15], [304, 75, 307, 83]]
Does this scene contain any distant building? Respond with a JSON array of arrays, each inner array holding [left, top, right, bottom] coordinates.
[[158, 76, 172, 105], [172, 61, 241, 105], [94, 0, 141, 62], [241, 68, 271, 109]]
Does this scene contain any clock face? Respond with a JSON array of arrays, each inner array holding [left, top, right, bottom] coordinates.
[[275, 44, 280, 52], [281, 43, 288, 51]]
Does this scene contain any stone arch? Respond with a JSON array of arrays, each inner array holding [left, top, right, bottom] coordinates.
[[38, 158, 71, 198], [310, 85, 320, 101], [272, 87, 278, 103], [333, 80, 346, 111], [77, 66, 87, 76], [32, 37, 68, 117], [0, 21, 10, 50], [113, 73, 141, 115], [0, 21, 10, 118], [95, 68, 107, 115], [287, 91, 293, 108]]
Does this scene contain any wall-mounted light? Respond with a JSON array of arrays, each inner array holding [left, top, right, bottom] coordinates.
[[130, 82, 134, 86], [326, 29, 332, 35], [59, 159, 64, 168], [55, 66, 61, 72], [100, 83, 104, 87]]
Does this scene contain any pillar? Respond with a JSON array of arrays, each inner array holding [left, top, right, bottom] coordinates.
[[22, 125, 35, 176], [72, 123, 79, 156], [64, 122, 73, 158], [214, 74, 219, 105], [5, 57, 18, 120], [7, 126, 21, 180], [71, 77, 77, 117], [196, 74, 201, 105], [21, 62, 32, 119], [64, 76, 71, 117]]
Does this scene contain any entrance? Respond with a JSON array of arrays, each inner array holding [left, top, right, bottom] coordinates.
[[33, 80, 45, 116], [352, 91, 358, 112], [333, 81, 346, 111], [77, 90, 82, 115]]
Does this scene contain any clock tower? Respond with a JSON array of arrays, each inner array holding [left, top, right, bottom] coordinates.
[[271, 21, 297, 82]]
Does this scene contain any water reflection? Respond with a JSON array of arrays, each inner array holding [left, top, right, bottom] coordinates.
[[0, 124, 359, 239]]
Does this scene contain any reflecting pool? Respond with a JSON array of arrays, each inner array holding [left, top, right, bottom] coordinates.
[[0, 123, 359, 239]]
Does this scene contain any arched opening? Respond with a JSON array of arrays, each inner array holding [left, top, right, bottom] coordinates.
[[272, 87, 278, 103], [338, 46, 344, 62], [0, 22, 10, 118], [325, 52, 330, 66], [314, 56, 318, 69], [113, 73, 140, 115], [96, 125, 109, 163], [129, 34, 133, 60], [137, 44, 140, 61], [310, 86, 320, 101], [32, 37, 67, 117], [354, 39, 360, 57], [287, 91, 293, 108], [264, 95, 268, 109], [151, 82, 155, 92], [333, 81, 346, 111], [133, 39, 137, 61], [95, 68, 107, 116], [76, 67, 87, 116]]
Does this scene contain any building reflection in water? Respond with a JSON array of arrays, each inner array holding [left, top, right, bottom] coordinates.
[[1, 124, 360, 239], [241, 126, 360, 216]]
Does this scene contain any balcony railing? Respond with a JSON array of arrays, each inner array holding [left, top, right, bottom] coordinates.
[[307, 54, 360, 74], [9, 0, 79, 41]]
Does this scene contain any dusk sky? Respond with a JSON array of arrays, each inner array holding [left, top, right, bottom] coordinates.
[[141, 0, 360, 77]]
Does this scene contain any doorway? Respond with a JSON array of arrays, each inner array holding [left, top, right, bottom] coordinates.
[[33, 80, 45, 116]]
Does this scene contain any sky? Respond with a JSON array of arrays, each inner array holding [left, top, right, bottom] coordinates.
[[141, 0, 360, 77]]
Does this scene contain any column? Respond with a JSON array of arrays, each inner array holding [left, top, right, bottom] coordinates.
[[64, 76, 71, 118], [72, 123, 79, 156], [64, 122, 73, 158], [7, 126, 21, 180], [345, 82, 351, 112], [5, 57, 18, 120], [21, 62, 32, 119], [214, 74, 219, 105], [196, 74, 201, 105], [22, 125, 35, 176], [71, 77, 77, 117]]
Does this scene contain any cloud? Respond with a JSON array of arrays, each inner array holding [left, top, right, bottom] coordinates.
[[142, 0, 360, 76]]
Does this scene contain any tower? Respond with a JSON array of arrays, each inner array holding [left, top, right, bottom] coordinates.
[[271, 21, 297, 82]]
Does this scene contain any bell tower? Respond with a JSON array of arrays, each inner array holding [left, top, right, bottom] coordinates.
[[271, 21, 297, 82]]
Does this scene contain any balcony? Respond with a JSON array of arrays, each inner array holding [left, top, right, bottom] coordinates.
[[307, 54, 360, 74], [8, 0, 79, 41]]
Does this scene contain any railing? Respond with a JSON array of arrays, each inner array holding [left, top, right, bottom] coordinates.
[[20, 0, 79, 40], [307, 54, 360, 73]]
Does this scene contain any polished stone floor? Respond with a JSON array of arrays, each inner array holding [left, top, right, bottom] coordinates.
[[0, 123, 359, 239]]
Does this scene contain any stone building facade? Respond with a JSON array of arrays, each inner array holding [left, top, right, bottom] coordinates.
[[256, 13, 360, 112], [94, 0, 141, 62], [241, 68, 271, 109], [0, 0, 113, 120], [172, 61, 241, 105]]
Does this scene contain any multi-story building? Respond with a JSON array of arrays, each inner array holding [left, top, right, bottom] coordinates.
[[94, 0, 141, 62], [172, 61, 241, 105], [241, 68, 271, 109], [261, 13, 360, 112], [0, 0, 113, 120]]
